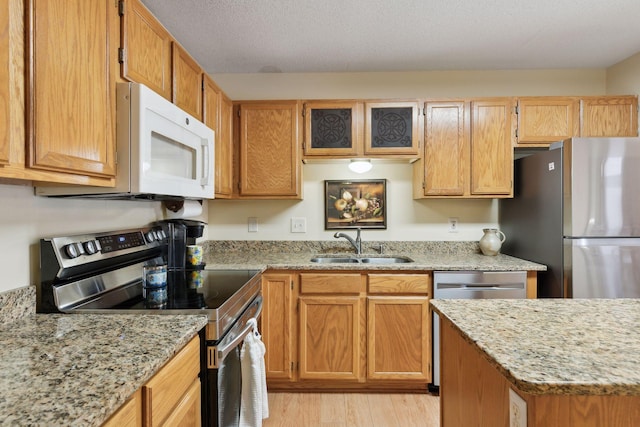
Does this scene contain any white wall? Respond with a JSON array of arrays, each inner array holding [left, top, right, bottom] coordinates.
[[0, 183, 164, 293], [206, 69, 610, 242]]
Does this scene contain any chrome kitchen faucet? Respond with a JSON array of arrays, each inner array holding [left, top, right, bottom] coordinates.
[[334, 228, 362, 254]]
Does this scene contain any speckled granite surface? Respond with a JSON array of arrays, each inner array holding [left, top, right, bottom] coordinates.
[[431, 299, 640, 396], [202, 240, 546, 272], [0, 313, 208, 426], [0, 286, 35, 324]]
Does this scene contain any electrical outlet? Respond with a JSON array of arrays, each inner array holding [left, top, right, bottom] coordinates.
[[291, 217, 307, 233], [448, 217, 459, 233], [248, 217, 258, 232], [509, 388, 527, 427]]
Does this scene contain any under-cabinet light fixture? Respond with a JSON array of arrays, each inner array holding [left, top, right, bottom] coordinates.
[[348, 159, 372, 173]]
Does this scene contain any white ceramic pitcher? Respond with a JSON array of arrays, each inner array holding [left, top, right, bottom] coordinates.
[[479, 228, 506, 256]]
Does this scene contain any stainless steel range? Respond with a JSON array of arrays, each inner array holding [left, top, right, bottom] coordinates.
[[38, 223, 262, 427]]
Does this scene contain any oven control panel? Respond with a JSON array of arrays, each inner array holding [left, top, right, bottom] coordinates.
[[48, 226, 167, 264]]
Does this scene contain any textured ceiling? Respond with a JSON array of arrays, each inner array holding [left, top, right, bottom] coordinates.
[[140, 0, 640, 74]]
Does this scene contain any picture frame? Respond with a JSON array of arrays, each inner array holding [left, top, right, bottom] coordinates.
[[324, 179, 387, 230]]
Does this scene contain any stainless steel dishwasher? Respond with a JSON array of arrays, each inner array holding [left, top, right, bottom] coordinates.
[[431, 270, 527, 389]]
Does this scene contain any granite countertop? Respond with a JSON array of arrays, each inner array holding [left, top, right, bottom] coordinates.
[[202, 240, 546, 272], [431, 299, 640, 396], [0, 313, 208, 426]]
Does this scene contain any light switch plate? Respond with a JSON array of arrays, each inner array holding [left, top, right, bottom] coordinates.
[[248, 217, 258, 232], [291, 217, 307, 233]]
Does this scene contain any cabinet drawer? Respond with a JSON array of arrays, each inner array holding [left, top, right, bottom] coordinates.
[[142, 335, 200, 426], [300, 273, 362, 294], [368, 274, 431, 295]]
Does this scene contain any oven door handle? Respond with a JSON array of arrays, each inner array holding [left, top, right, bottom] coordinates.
[[216, 295, 263, 363]]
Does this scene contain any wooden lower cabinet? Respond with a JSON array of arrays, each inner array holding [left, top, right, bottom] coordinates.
[[299, 294, 365, 382], [103, 389, 143, 427], [102, 335, 201, 427], [261, 273, 295, 380], [263, 270, 432, 391], [142, 335, 201, 426], [367, 296, 430, 381], [440, 317, 640, 427]]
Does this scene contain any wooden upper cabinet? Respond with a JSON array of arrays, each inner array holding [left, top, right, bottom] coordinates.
[[172, 42, 203, 120], [27, 0, 116, 178], [581, 96, 638, 137], [203, 76, 233, 198], [303, 101, 363, 157], [364, 101, 421, 157], [516, 97, 579, 145], [0, 0, 9, 166], [422, 101, 469, 196], [217, 94, 234, 198], [470, 98, 514, 196], [238, 101, 302, 199], [120, 0, 172, 100]]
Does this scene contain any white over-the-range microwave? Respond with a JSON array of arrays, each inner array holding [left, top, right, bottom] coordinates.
[[36, 82, 215, 200]]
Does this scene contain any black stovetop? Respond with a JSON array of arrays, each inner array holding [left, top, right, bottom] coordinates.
[[80, 269, 261, 311]]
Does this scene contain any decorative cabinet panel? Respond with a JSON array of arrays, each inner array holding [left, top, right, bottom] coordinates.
[[172, 42, 203, 120], [516, 97, 579, 145], [237, 101, 302, 199], [470, 98, 514, 196], [364, 101, 420, 156], [0, 0, 9, 166], [120, 0, 172, 101], [303, 101, 363, 157], [261, 273, 295, 381], [581, 96, 638, 137], [27, 0, 117, 178]]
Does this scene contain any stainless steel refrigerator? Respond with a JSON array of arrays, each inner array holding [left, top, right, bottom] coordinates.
[[499, 137, 640, 298]]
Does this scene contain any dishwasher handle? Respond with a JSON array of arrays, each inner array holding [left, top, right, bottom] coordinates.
[[437, 282, 525, 291]]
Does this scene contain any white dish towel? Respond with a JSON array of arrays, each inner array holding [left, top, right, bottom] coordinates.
[[239, 318, 269, 427]]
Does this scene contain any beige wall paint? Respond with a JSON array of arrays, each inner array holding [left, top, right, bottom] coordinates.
[[212, 69, 607, 100], [606, 51, 640, 95], [0, 183, 164, 293], [208, 162, 497, 242], [206, 68, 610, 242]]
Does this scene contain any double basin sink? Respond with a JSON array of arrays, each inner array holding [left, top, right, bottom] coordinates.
[[309, 255, 414, 264]]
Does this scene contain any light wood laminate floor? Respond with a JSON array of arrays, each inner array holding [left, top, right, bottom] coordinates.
[[263, 392, 440, 427]]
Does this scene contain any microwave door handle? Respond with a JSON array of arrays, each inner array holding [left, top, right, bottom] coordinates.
[[201, 142, 210, 187]]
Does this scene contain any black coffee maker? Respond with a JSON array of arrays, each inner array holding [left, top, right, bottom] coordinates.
[[157, 219, 206, 270]]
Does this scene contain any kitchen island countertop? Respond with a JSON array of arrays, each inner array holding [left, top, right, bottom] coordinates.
[[0, 313, 208, 426], [430, 298, 640, 396]]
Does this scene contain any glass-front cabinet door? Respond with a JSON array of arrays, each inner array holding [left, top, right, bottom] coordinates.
[[303, 101, 363, 157], [364, 101, 421, 156]]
